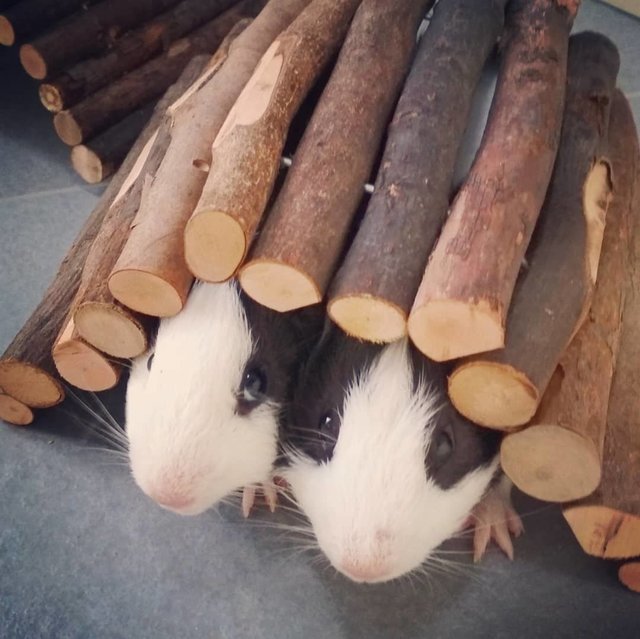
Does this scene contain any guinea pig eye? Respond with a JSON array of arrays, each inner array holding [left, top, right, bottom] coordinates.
[[236, 367, 267, 415], [146, 353, 155, 371], [318, 409, 339, 440], [429, 425, 455, 469]]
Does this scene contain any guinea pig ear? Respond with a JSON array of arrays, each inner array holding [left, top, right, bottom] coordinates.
[[285, 303, 326, 345]]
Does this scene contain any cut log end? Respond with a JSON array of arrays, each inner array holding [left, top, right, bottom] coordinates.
[[54, 110, 82, 146], [501, 424, 602, 503], [619, 562, 640, 594], [0, 394, 34, 426], [239, 260, 321, 312], [328, 295, 407, 344], [563, 505, 640, 559], [184, 209, 246, 282], [71, 144, 109, 184], [408, 300, 504, 361], [75, 303, 148, 358], [448, 362, 539, 429], [39, 83, 63, 113], [0, 360, 64, 408], [108, 270, 183, 318], [19, 43, 46, 79], [53, 338, 120, 391], [0, 15, 15, 46]]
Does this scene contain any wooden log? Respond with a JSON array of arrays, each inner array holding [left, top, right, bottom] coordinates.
[[68, 55, 212, 359], [502, 90, 638, 505], [449, 32, 619, 429], [561, 93, 640, 556], [38, 0, 255, 112], [19, 0, 184, 79], [0, 0, 94, 47], [184, 0, 363, 283], [108, 0, 311, 318], [407, 0, 578, 362], [0, 150, 124, 406], [619, 562, 640, 593], [52, 316, 121, 391], [0, 392, 34, 426], [324, 0, 508, 341], [71, 102, 156, 184], [53, 5, 259, 146], [238, 0, 436, 313]]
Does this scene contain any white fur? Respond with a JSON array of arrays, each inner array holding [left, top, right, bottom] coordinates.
[[285, 340, 498, 583], [126, 281, 278, 515]]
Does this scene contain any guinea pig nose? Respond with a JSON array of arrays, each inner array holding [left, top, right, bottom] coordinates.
[[338, 558, 391, 583], [147, 486, 195, 511]]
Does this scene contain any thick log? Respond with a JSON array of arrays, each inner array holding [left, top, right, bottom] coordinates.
[[238, 0, 436, 313], [502, 90, 638, 506], [52, 317, 121, 391], [619, 562, 640, 593], [19, 0, 183, 79], [71, 102, 156, 184], [184, 0, 363, 283], [407, 0, 578, 362], [325, 0, 507, 341], [53, 5, 259, 146], [0, 0, 93, 47], [0, 392, 34, 426], [39, 0, 253, 112], [449, 33, 618, 429], [66, 55, 211, 359], [108, 0, 311, 318], [561, 93, 640, 556]]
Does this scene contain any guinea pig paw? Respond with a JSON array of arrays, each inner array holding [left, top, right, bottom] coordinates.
[[241, 482, 279, 518], [470, 488, 524, 563]]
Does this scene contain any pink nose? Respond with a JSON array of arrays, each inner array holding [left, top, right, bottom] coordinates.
[[338, 559, 391, 583], [147, 486, 194, 510]]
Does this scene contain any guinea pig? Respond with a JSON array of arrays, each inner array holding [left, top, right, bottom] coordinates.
[[281, 324, 523, 583], [125, 280, 322, 516]]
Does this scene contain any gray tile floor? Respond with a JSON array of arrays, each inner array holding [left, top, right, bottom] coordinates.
[[1, 2, 640, 638]]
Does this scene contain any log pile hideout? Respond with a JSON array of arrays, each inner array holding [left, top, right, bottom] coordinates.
[[1, 0, 639, 590]]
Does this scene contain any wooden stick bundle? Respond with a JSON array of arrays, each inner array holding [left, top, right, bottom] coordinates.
[[19, 0, 183, 79], [502, 90, 638, 505], [449, 32, 619, 429], [63, 54, 213, 364], [325, 0, 508, 342], [0, 392, 34, 426], [560, 93, 640, 554], [38, 0, 242, 112], [53, 5, 258, 146], [238, 0, 436, 313], [407, 0, 578, 362], [0, 0, 91, 47], [71, 102, 156, 184], [108, 0, 311, 318], [184, 0, 363, 283]]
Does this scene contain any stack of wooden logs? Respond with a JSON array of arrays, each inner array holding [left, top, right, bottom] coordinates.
[[0, 0, 266, 183], [0, 0, 639, 592]]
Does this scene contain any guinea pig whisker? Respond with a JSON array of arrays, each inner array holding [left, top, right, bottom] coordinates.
[[60, 407, 129, 453], [87, 391, 124, 431]]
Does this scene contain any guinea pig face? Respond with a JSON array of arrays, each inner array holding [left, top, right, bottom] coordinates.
[[284, 337, 500, 583], [125, 281, 279, 516]]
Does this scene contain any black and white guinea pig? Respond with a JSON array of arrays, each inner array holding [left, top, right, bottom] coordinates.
[[282, 324, 521, 583], [125, 280, 322, 516]]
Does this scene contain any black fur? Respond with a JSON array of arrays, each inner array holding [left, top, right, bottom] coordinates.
[[284, 322, 500, 490], [239, 287, 324, 425]]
